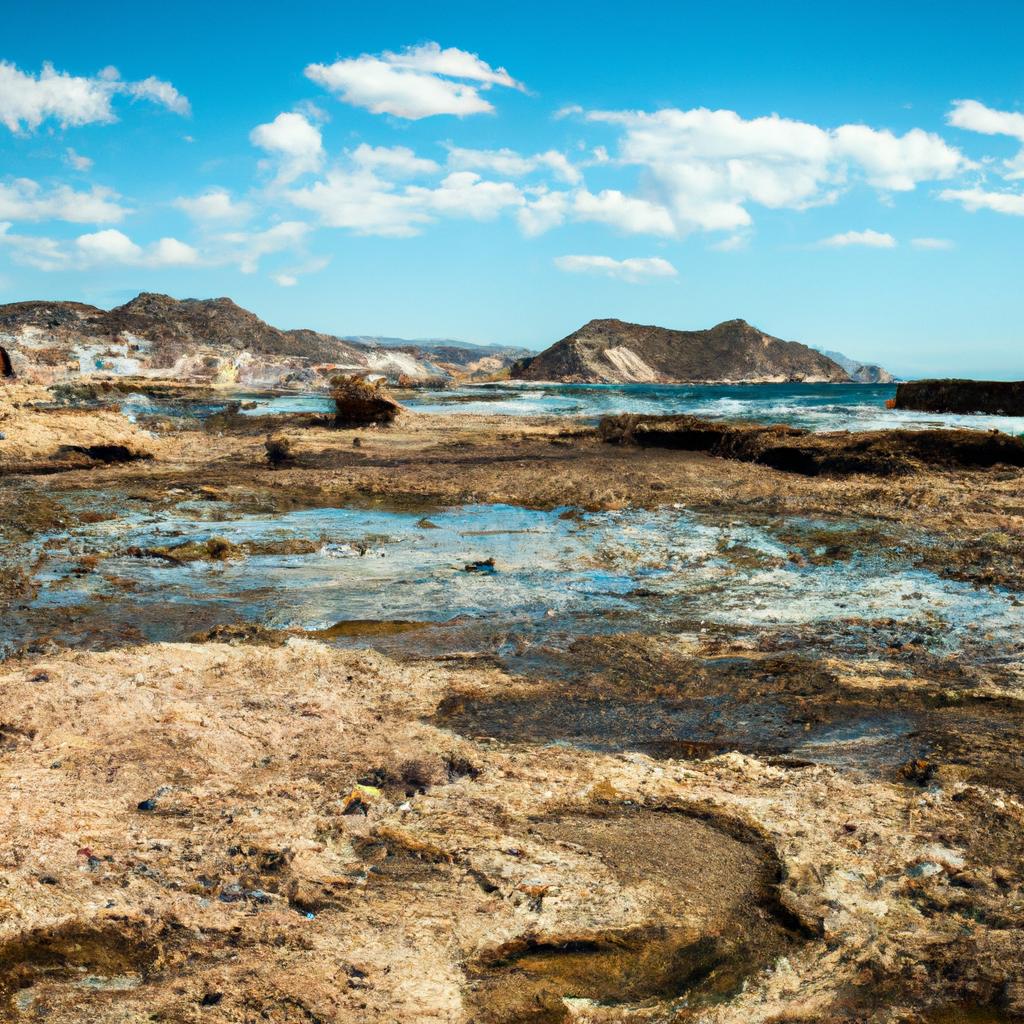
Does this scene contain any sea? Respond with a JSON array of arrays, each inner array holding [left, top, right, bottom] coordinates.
[[123, 381, 1023, 434]]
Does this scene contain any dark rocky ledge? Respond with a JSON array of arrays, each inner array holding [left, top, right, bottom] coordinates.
[[895, 379, 1024, 416], [598, 413, 1024, 476]]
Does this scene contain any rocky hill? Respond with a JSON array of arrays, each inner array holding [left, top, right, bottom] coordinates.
[[0, 293, 448, 387], [817, 348, 896, 384], [511, 319, 850, 384]]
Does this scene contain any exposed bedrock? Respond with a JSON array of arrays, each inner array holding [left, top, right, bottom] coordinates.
[[895, 379, 1024, 416], [598, 413, 1024, 475]]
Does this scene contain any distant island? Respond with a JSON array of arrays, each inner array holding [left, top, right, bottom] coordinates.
[[511, 318, 893, 385]]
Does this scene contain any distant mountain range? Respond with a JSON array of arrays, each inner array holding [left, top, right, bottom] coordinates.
[[511, 318, 879, 384]]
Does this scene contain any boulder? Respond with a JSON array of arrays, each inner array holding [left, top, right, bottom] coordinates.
[[330, 375, 402, 428]]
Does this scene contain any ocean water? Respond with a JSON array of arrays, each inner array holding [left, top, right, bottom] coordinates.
[[121, 382, 1024, 434], [403, 381, 1024, 433]]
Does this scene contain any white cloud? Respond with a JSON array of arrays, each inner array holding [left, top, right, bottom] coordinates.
[[0, 178, 128, 223], [939, 187, 1024, 216], [125, 76, 190, 116], [517, 190, 570, 236], [580, 106, 970, 236], [573, 188, 676, 236], [250, 112, 324, 183], [947, 99, 1024, 141], [288, 150, 527, 237], [0, 61, 189, 133], [75, 228, 198, 266], [1, 225, 196, 270], [911, 236, 955, 250], [818, 229, 897, 248], [351, 144, 440, 177], [216, 221, 310, 273], [65, 148, 93, 171], [274, 273, 298, 287], [832, 124, 971, 190], [554, 254, 677, 282], [288, 169, 431, 237], [947, 100, 1024, 180], [447, 146, 581, 183], [408, 171, 523, 220], [174, 187, 253, 223], [305, 42, 523, 120], [385, 42, 523, 90]]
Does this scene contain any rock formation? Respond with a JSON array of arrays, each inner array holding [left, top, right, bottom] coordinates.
[[895, 378, 1024, 416], [512, 318, 850, 383], [0, 293, 450, 387]]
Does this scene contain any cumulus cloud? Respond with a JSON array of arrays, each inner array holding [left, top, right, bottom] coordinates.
[[947, 99, 1024, 141], [407, 171, 523, 219], [579, 106, 970, 236], [911, 237, 955, 250], [517, 190, 570, 236], [947, 100, 1024, 180], [818, 229, 897, 248], [174, 187, 253, 223], [554, 254, 677, 282], [0, 178, 128, 223], [572, 188, 676, 236], [447, 146, 581, 183], [832, 124, 970, 190], [351, 144, 440, 177], [75, 229, 198, 266], [939, 187, 1024, 216], [0, 224, 197, 270], [305, 42, 524, 119], [250, 112, 324, 183], [287, 144, 528, 237], [0, 61, 189, 133]]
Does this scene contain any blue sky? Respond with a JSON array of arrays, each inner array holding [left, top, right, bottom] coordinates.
[[2, 0, 1023, 377]]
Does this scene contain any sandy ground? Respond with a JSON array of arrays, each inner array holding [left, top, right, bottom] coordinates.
[[1, 390, 1023, 1021]]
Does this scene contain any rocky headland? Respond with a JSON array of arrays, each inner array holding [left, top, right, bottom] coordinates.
[[511, 318, 880, 384]]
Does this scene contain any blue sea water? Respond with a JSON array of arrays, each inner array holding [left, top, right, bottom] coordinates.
[[120, 382, 1024, 434]]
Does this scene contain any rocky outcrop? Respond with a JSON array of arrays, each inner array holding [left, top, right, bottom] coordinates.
[[330, 374, 402, 427], [0, 293, 446, 387], [895, 379, 1024, 416], [0, 382, 162, 475], [599, 413, 1024, 475], [816, 348, 895, 384], [512, 318, 851, 384]]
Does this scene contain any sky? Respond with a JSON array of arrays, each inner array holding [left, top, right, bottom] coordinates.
[[1, 1, 1023, 378]]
